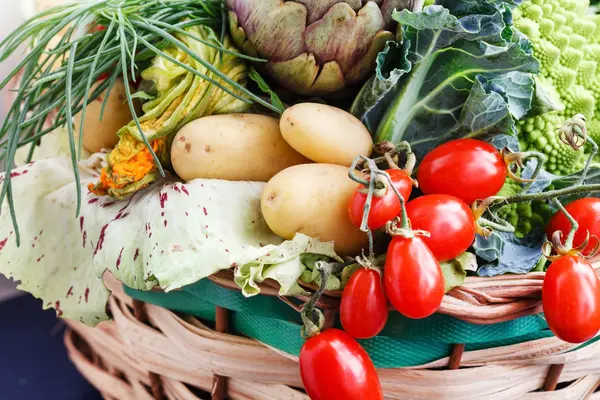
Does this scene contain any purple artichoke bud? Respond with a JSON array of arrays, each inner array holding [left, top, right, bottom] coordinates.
[[227, 0, 423, 96]]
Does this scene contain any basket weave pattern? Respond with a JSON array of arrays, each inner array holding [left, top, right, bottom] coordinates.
[[207, 269, 554, 325], [65, 275, 600, 400]]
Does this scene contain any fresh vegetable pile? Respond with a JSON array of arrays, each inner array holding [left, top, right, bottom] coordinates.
[[2, 0, 600, 399]]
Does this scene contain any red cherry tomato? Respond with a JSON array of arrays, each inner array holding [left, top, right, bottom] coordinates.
[[384, 236, 445, 319], [299, 329, 384, 400], [406, 194, 476, 262], [340, 268, 389, 339], [546, 198, 600, 256], [348, 169, 413, 230], [417, 139, 506, 205], [542, 255, 600, 343]]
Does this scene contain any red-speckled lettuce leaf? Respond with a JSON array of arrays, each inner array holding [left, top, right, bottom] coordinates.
[[0, 157, 288, 325]]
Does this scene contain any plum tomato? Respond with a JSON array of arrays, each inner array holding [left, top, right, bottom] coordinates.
[[348, 169, 413, 230], [299, 328, 384, 400], [406, 194, 476, 262], [542, 255, 600, 343], [546, 198, 600, 256], [384, 235, 445, 319], [417, 139, 506, 205], [340, 268, 388, 339]]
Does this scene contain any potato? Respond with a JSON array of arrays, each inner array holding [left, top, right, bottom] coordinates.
[[73, 79, 133, 153], [280, 103, 373, 166], [171, 114, 310, 182], [261, 163, 368, 256]]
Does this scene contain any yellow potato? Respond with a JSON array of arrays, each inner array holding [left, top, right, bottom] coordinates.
[[74, 79, 133, 153], [261, 163, 368, 256], [171, 114, 310, 182], [280, 103, 373, 166]]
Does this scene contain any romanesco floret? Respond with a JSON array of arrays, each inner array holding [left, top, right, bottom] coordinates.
[[515, 0, 598, 175], [496, 177, 553, 238], [517, 113, 586, 175]]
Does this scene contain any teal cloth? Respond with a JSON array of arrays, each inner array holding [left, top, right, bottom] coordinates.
[[124, 279, 557, 368]]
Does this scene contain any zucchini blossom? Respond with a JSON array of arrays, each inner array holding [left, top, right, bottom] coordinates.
[[89, 25, 250, 198]]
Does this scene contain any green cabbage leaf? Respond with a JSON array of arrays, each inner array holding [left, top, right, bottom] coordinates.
[[351, 1, 539, 159]]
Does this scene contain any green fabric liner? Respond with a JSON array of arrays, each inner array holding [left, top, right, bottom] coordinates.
[[124, 279, 577, 368]]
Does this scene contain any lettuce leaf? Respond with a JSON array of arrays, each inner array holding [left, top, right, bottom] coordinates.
[[441, 252, 477, 292], [234, 234, 342, 297], [351, 2, 539, 159], [1, 157, 320, 325]]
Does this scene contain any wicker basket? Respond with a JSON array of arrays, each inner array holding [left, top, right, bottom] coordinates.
[[65, 273, 600, 400]]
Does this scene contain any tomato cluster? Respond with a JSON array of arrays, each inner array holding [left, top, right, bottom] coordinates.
[[301, 139, 503, 400], [300, 139, 600, 400], [345, 139, 500, 328]]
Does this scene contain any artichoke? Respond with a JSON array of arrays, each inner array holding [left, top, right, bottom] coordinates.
[[227, 0, 423, 96]]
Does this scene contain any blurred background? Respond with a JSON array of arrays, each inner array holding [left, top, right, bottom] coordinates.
[[0, 1, 102, 399], [0, 0, 27, 302]]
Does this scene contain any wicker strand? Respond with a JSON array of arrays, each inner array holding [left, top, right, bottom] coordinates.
[[323, 308, 338, 331], [212, 307, 230, 400], [543, 364, 565, 391], [448, 344, 466, 370], [133, 300, 166, 400]]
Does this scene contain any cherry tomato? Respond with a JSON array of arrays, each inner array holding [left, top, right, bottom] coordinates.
[[348, 169, 413, 230], [542, 255, 600, 343], [384, 236, 445, 319], [418, 139, 506, 205], [299, 329, 383, 400], [340, 268, 388, 339], [546, 198, 600, 256], [406, 194, 476, 262]]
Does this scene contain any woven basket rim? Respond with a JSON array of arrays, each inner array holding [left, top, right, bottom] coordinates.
[[142, 263, 598, 325], [64, 274, 600, 400]]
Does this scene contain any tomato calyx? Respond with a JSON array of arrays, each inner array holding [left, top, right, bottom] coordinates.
[[543, 229, 600, 261], [356, 174, 392, 198], [501, 147, 546, 185], [386, 216, 430, 240], [558, 114, 588, 151], [373, 141, 418, 179], [354, 253, 383, 275], [470, 196, 516, 238], [543, 230, 599, 261], [543, 198, 600, 261]]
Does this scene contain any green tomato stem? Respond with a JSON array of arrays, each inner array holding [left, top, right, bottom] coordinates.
[[551, 198, 578, 250], [577, 136, 598, 187], [478, 216, 516, 234], [520, 151, 547, 192], [500, 183, 600, 205], [367, 230, 375, 262], [300, 261, 335, 339]]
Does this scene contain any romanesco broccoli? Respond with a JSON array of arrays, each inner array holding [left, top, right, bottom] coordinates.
[[514, 0, 598, 175], [496, 177, 553, 238]]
